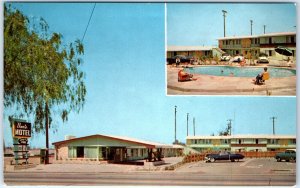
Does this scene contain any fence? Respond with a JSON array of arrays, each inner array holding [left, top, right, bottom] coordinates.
[[183, 151, 279, 163]]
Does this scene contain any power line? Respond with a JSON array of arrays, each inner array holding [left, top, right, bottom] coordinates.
[[81, 3, 96, 43]]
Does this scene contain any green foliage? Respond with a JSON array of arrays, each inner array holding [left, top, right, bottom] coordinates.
[[4, 4, 86, 133]]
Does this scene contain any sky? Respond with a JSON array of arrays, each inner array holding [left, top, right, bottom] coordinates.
[[167, 3, 297, 46], [2, 2, 297, 148]]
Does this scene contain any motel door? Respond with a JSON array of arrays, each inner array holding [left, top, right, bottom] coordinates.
[[114, 148, 126, 162]]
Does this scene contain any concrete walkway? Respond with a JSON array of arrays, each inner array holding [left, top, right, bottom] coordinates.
[[4, 157, 184, 173], [167, 65, 296, 96]]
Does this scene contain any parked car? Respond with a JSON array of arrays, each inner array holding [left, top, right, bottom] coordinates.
[[275, 149, 296, 162], [220, 53, 231, 61], [205, 152, 245, 162], [257, 53, 269, 64], [232, 55, 245, 62], [166, 55, 188, 64]]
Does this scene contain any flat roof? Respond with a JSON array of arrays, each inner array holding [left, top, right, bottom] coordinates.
[[218, 31, 296, 40], [167, 46, 217, 52], [52, 134, 173, 148], [187, 134, 296, 139]]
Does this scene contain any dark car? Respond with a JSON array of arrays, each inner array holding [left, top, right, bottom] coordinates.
[[205, 152, 245, 162], [166, 55, 188, 64], [275, 149, 296, 162]]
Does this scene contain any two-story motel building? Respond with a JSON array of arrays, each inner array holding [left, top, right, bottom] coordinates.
[[186, 135, 296, 153], [218, 32, 296, 60]]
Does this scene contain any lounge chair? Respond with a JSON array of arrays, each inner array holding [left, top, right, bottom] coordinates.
[[258, 72, 270, 85]]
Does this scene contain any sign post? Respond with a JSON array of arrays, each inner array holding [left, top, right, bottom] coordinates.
[[11, 119, 31, 165]]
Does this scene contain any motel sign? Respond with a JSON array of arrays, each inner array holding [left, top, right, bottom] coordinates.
[[13, 121, 31, 138]]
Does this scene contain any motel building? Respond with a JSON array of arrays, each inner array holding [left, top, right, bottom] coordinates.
[[52, 134, 183, 163], [186, 135, 296, 153], [166, 46, 224, 59], [218, 31, 296, 60]]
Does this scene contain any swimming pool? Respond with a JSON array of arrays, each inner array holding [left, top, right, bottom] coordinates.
[[186, 66, 296, 78]]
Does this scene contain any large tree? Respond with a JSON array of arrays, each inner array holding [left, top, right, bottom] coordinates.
[[4, 4, 86, 163]]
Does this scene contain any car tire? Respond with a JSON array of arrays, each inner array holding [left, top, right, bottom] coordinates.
[[210, 158, 215, 162], [231, 159, 235, 162], [277, 157, 281, 162], [290, 157, 296, 162]]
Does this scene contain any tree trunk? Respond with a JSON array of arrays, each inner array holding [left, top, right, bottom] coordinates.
[[45, 102, 49, 164]]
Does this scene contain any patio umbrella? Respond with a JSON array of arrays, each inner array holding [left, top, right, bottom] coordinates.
[[275, 46, 293, 56]]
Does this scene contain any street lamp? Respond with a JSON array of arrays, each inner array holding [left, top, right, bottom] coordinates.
[[222, 10, 227, 37], [263, 25, 266, 34]]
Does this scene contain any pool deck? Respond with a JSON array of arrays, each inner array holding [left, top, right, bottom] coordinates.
[[167, 64, 296, 96]]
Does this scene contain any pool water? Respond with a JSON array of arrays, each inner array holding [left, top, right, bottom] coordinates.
[[186, 66, 296, 78]]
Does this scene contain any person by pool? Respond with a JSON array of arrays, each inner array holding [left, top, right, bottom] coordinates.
[[178, 69, 196, 82], [254, 67, 269, 84]]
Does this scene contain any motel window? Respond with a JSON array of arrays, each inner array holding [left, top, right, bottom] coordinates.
[[127, 149, 131, 157], [256, 139, 259, 144], [68, 146, 77, 158], [292, 139, 296, 144], [269, 139, 278, 144], [291, 36, 295, 43], [269, 37, 272, 44], [84, 147, 98, 158]]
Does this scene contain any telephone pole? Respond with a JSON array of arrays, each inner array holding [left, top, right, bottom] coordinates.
[[187, 113, 189, 136], [227, 119, 232, 136], [174, 106, 177, 143], [270, 116, 277, 135], [193, 117, 195, 136], [250, 20, 253, 35], [222, 10, 227, 37]]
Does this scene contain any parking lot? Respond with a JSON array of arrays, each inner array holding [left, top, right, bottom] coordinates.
[[176, 158, 296, 176]]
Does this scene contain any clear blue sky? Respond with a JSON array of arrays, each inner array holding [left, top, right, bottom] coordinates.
[[167, 3, 297, 46], [3, 3, 297, 148]]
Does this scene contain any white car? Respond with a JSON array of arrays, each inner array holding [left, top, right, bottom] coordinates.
[[220, 54, 231, 61], [257, 56, 269, 64], [232, 55, 245, 62]]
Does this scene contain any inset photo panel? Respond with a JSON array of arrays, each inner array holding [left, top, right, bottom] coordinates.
[[166, 3, 296, 96]]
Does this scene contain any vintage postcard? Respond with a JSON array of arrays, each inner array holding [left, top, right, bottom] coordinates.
[[2, 2, 297, 187]]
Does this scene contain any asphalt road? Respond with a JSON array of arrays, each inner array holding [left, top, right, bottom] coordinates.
[[4, 171, 295, 186], [4, 158, 296, 186]]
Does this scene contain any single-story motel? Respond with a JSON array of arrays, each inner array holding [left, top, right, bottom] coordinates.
[[52, 134, 184, 163], [52, 134, 295, 163]]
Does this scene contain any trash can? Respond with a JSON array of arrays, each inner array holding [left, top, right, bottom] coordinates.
[[40, 149, 46, 164]]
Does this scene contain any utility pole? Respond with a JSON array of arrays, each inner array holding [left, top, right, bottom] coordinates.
[[222, 10, 227, 37], [174, 106, 177, 143], [193, 117, 195, 136], [270, 116, 277, 135], [250, 20, 253, 35], [227, 119, 232, 136], [263, 25, 266, 34], [187, 113, 189, 136]]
